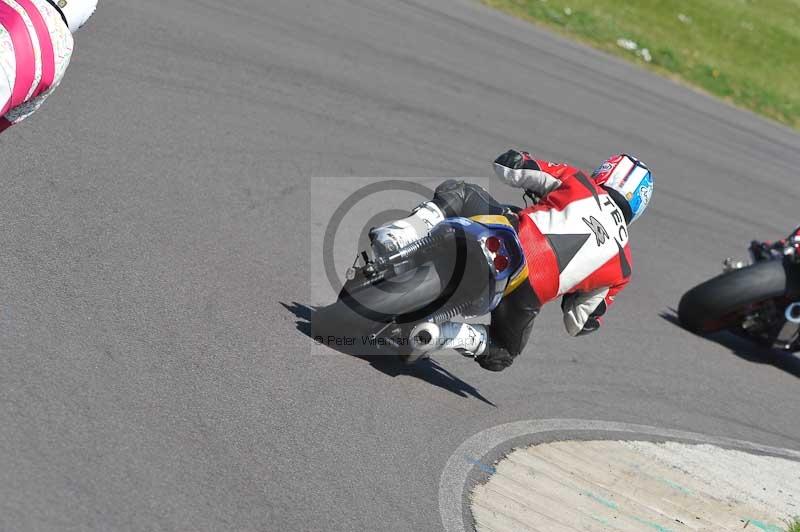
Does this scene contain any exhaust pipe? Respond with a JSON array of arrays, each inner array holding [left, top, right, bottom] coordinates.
[[409, 322, 441, 353], [409, 321, 488, 356]]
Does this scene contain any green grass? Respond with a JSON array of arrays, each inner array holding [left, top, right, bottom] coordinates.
[[482, 0, 800, 128], [787, 518, 800, 532]]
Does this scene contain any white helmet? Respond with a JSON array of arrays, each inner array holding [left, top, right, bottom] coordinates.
[[592, 154, 653, 224], [56, 0, 98, 33]]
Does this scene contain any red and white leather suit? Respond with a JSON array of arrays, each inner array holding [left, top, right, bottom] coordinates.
[[496, 153, 633, 336]]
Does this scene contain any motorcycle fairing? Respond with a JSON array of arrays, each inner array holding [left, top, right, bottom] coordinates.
[[468, 215, 529, 296], [431, 216, 526, 316]]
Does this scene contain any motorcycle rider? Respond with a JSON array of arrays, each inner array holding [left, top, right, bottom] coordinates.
[[370, 150, 654, 371], [0, 0, 97, 133]]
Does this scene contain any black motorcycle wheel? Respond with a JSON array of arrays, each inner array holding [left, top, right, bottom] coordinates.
[[678, 260, 790, 333], [311, 296, 398, 354], [311, 262, 454, 359], [313, 295, 423, 363]]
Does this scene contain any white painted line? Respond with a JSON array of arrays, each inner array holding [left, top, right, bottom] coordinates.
[[439, 419, 800, 532]]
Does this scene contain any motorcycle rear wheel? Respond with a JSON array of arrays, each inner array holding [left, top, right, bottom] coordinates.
[[313, 229, 485, 363], [311, 260, 453, 360]]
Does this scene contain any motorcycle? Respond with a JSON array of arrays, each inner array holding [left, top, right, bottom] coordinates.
[[678, 233, 800, 350], [312, 213, 528, 364]]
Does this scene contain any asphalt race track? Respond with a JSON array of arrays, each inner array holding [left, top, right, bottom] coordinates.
[[1, 1, 799, 531]]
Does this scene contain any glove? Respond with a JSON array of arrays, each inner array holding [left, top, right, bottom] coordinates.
[[576, 317, 601, 336], [493, 149, 561, 196], [494, 149, 525, 170], [561, 289, 607, 337], [475, 343, 514, 372]]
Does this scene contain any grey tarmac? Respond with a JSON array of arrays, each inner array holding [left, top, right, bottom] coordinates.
[[0, 1, 799, 531]]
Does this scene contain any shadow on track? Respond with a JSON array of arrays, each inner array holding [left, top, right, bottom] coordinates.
[[660, 309, 800, 379], [281, 301, 495, 406]]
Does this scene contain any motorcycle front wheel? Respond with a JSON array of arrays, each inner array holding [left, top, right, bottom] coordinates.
[[678, 259, 791, 333]]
